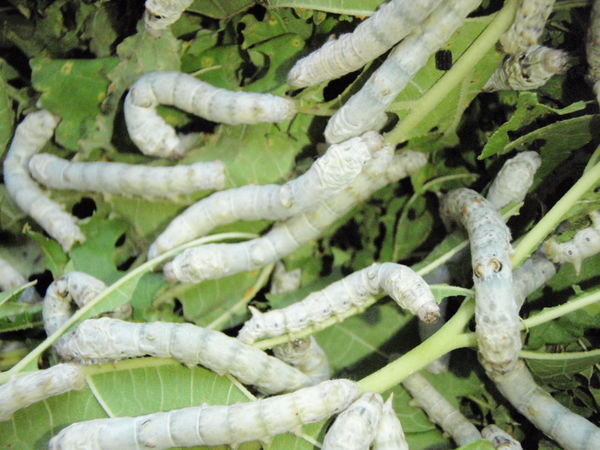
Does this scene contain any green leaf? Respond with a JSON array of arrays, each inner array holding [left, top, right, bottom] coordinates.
[[523, 350, 600, 384], [27, 231, 69, 279], [266, 0, 386, 16], [457, 440, 496, 450], [394, 196, 434, 260], [189, 0, 256, 18], [0, 71, 13, 158], [241, 9, 312, 49], [0, 296, 42, 333]]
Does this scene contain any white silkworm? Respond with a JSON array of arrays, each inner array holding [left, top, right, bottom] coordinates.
[[28, 153, 225, 200], [0, 363, 85, 421], [441, 188, 520, 374], [500, 0, 556, 55], [124, 71, 297, 158], [372, 395, 408, 450], [148, 132, 383, 258], [486, 151, 541, 209], [3, 110, 84, 251], [269, 262, 302, 295], [272, 337, 331, 384], [58, 317, 311, 395], [402, 373, 482, 446], [237, 262, 438, 344], [483, 46, 569, 92], [144, 0, 193, 37], [49, 378, 360, 449], [0, 255, 39, 303], [481, 424, 523, 449], [163, 148, 427, 283], [543, 211, 600, 275], [322, 392, 383, 450], [324, 0, 482, 144], [490, 360, 600, 450], [286, 0, 442, 88], [512, 253, 556, 309]]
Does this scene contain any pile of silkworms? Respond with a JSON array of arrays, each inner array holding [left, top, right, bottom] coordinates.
[[1, 0, 599, 448]]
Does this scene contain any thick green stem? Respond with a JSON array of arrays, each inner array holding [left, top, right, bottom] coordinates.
[[511, 161, 600, 267], [384, 0, 518, 146]]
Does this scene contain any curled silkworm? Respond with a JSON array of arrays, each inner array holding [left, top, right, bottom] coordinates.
[[483, 46, 569, 92], [148, 132, 383, 257], [543, 211, 600, 275], [0, 363, 85, 421], [144, 0, 193, 37], [272, 337, 331, 384], [512, 253, 556, 309], [481, 424, 523, 449], [500, 0, 556, 55], [372, 395, 408, 450], [237, 262, 438, 344], [3, 110, 84, 251], [489, 359, 600, 450], [0, 255, 40, 303], [124, 71, 296, 158], [486, 151, 542, 210], [28, 153, 225, 200], [324, 0, 482, 144], [402, 373, 482, 446], [163, 148, 427, 283], [49, 378, 360, 449], [58, 317, 311, 394], [586, 0, 600, 86], [322, 392, 383, 450], [441, 188, 520, 374], [286, 0, 442, 88]]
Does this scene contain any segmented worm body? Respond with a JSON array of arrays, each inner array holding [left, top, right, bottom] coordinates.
[[483, 46, 568, 92], [148, 132, 383, 258], [441, 188, 520, 374], [490, 360, 600, 450], [512, 253, 556, 309], [272, 337, 331, 384], [237, 262, 438, 344], [3, 110, 84, 251], [481, 424, 523, 449], [372, 396, 408, 450], [500, 0, 556, 55], [322, 392, 383, 450], [58, 317, 311, 394], [0, 363, 85, 421], [402, 373, 482, 446], [125, 71, 297, 158], [486, 151, 541, 209], [144, 0, 193, 37], [543, 211, 600, 275], [28, 154, 225, 200], [286, 0, 442, 88], [49, 379, 360, 449], [324, 0, 482, 144], [163, 148, 427, 283]]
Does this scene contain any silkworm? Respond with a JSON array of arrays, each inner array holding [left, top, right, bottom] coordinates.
[[489, 359, 600, 450], [483, 46, 569, 92], [163, 148, 427, 283], [286, 0, 443, 88], [49, 379, 360, 449], [237, 262, 438, 344], [144, 0, 193, 37], [324, 0, 483, 144], [124, 71, 297, 158], [28, 153, 225, 200], [58, 317, 311, 395], [269, 262, 302, 295], [481, 424, 523, 449], [0, 255, 39, 303], [542, 211, 600, 275], [500, 0, 556, 55], [0, 363, 85, 421], [486, 151, 541, 210], [148, 132, 383, 258], [3, 110, 84, 251], [272, 337, 331, 384], [372, 395, 408, 450], [402, 373, 482, 446], [512, 252, 556, 309], [322, 392, 383, 450], [441, 188, 520, 374]]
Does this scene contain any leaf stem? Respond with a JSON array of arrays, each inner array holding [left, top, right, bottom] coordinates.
[[384, 0, 518, 146], [511, 161, 600, 267]]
